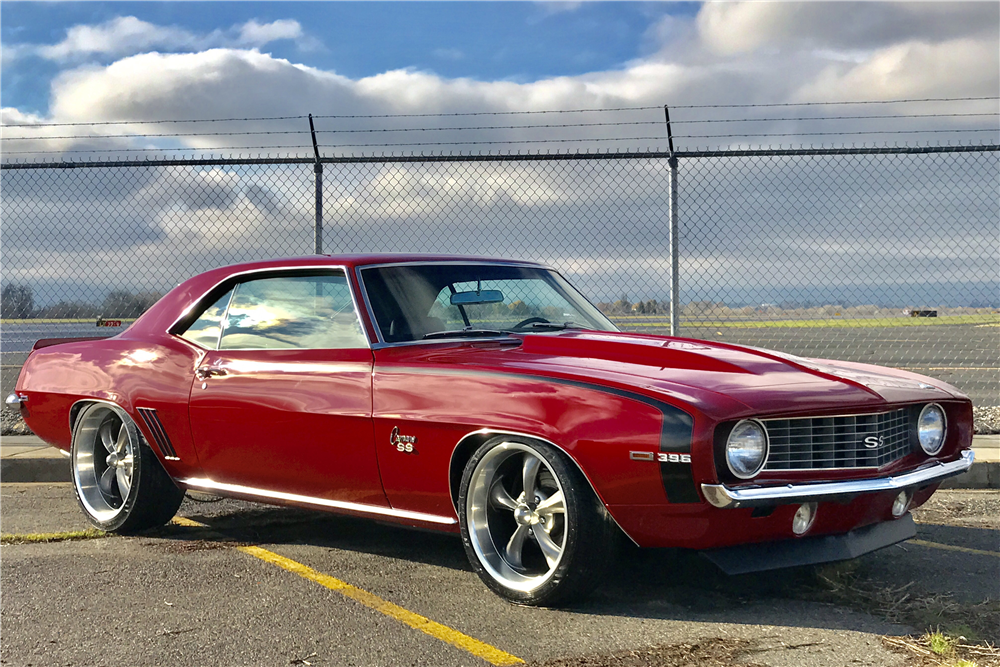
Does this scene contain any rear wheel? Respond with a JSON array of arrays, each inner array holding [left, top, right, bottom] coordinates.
[[71, 402, 184, 533], [458, 436, 616, 605]]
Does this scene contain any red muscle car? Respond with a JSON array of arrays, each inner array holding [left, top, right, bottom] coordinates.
[[8, 255, 974, 605]]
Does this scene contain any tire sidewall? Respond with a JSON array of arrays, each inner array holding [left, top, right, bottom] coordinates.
[[71, 402, 146, 532], [458, 435, 594, 606]]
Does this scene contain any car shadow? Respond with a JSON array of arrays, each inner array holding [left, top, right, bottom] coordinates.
[[145, 496, 997, 638]]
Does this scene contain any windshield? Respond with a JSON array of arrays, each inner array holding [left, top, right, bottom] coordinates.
[[360, 263, 618, 343]]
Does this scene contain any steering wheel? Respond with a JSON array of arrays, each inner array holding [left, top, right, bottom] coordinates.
[[512, 316, 550, 329]]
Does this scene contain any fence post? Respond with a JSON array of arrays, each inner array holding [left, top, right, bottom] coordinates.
[[309, 114, 323, 254], [668, 155, 679, 337], [664, 105, 680, 337]]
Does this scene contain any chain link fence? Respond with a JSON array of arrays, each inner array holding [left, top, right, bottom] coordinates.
[[2, 146, 998, 405]]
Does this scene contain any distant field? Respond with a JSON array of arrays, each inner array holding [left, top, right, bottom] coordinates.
[[614, 314, 1000, 329]]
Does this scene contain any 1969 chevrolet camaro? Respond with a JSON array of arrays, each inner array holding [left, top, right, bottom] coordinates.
[[8, 255, 975, 605]]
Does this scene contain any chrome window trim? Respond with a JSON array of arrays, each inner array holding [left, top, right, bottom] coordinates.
[[168, 265, 372, 351], [701, 449, 974, 509], [370, 338, 521, 351], [354, 259, 616, 347], [178, 477, 457, 525]]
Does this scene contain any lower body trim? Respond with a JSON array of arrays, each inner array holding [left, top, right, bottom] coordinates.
[[178, 477, 457, 525]]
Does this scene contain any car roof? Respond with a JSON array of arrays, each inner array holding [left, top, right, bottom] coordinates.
[[213, 254, 550, 272]]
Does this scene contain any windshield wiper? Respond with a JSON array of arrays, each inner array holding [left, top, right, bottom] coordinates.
[[422, 328, 510, 340], [516, 321, 587, 331]]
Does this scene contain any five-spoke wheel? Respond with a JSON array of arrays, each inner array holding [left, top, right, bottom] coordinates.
[[71, 402, 184, 533], [459, 436, 616, 605]]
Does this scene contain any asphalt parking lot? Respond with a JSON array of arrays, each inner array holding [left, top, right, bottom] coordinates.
[[2, 484, 998, 667]]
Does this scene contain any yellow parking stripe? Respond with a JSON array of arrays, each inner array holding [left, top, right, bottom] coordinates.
[[171, 516, 207, 528], [170, 517, 523, 666], [240, 545, 523, 665], [910, 539, 1000, 558]]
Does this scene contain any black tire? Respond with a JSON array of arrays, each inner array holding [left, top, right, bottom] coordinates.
[[458, 435, 617, 606], [70, 402, 185, 533]]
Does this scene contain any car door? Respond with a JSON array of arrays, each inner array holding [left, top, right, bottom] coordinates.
[[185, 269, 386, 506]]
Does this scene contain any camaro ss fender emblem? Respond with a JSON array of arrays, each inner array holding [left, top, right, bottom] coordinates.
[[863, 435, 884, 449], [630, 451, 690, 464], [390, 426, 418, 453]]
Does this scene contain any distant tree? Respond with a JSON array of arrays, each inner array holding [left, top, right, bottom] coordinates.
[[612, 295, 631, 315], [37, 301, 100, 319], [508, 300, 532, 317], [102, 290, 162, 317], [1, 283, 34, 319]]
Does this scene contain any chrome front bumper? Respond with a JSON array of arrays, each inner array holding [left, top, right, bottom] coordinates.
[[701, 449, 975, 509]]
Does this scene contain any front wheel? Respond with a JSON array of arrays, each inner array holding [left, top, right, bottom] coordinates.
[[458, 436, 616, 605], [71, 402, 185, 533]]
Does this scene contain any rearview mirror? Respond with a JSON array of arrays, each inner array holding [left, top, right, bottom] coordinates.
[[450, 290, 504, 306]]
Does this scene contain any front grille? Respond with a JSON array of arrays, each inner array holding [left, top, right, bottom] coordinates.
[[763, 408, 912, 470]]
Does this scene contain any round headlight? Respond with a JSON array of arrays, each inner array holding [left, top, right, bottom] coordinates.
[[917, 403, 946, 455], [726, 420, 768, 479]]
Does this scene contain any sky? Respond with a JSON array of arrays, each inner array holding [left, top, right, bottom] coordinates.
[[2, 1, 998, 155], [0, 2, 998, 310]]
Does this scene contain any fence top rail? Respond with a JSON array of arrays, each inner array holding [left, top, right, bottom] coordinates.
[[2, 144, 997, 169]]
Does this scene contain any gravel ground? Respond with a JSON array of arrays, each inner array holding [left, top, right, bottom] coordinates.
[[4, 405, 1000, 436], [1, 408, 32, 436], [974, 405, 1000, 435], [911, 489, 1000, 529]]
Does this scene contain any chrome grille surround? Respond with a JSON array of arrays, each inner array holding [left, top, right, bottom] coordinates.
[[762, 408, 912, 471]]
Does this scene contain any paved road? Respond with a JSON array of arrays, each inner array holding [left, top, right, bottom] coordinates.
[[2, 485, 998, 666]]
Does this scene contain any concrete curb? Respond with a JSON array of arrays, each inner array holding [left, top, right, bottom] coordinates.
[[3, 435, 998, 488], [1, 456, 72, 483]]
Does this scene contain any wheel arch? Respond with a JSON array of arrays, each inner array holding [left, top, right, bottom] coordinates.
[[447, 427, 638, 546], [68, 397, 164, 463]]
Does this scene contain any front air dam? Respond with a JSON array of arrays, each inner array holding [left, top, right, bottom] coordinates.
[[700, 514, 916, 575]]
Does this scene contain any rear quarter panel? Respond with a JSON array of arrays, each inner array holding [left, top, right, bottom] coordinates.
[[17, 332, 204, 477]]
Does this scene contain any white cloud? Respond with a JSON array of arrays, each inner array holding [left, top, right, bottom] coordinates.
[[795, 38, 1000, 102], [25, 16, 309, 62], [37, 17, 196, 60], [236, 19, 302, 46], [696, 1, 999, 55]]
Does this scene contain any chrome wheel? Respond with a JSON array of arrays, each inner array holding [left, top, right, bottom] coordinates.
[[73, 404, 136, 522], [466, 442, 567, 592]]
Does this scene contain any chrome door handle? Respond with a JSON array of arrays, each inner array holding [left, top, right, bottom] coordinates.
[[195, 366, 227, 380]]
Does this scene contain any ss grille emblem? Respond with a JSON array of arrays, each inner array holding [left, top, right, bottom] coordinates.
[[863, 435, 884, 449]]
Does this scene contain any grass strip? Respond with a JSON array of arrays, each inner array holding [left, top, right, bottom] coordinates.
[[617, 314, 1000, 329], [0, 528, 108, 545]]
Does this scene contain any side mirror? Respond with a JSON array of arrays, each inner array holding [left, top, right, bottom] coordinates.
[[450, 290, 504, 306]]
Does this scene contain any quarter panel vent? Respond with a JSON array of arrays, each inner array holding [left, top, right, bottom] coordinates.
[[136, 407, 180, 460]]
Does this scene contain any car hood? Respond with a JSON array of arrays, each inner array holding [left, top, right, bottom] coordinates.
[[496, 331, 960, 418]]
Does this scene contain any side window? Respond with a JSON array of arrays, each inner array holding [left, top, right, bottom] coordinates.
[[178, 288, 234, 349], [218, 273, 368, 350]]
